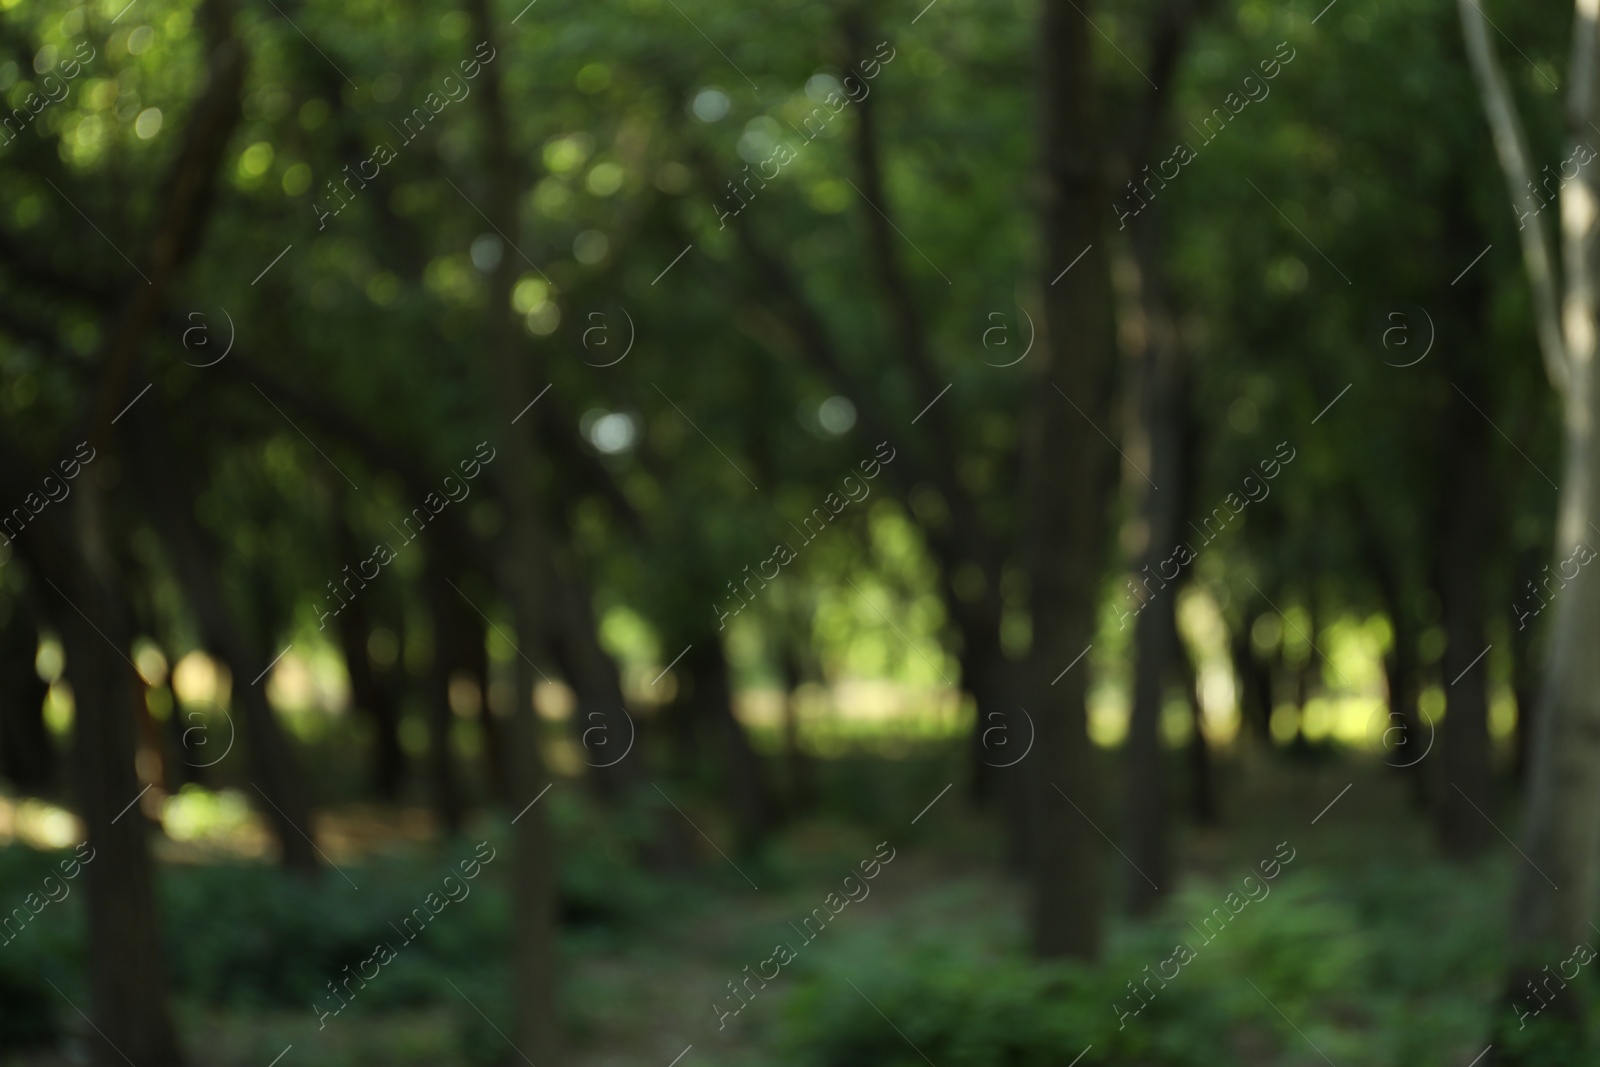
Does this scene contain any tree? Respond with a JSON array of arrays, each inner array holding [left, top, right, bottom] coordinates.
[[1022, 0, 1122, 959], [1457, 0, 1600, 1035]]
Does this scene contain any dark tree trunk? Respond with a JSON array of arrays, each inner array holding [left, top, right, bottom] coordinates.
[[1434, 187, 1497, 859], [1118, 0, 1210, 917], [1176, 622, 1217, 826], [777, 637, 816, 817], [1295, 593, 1321, 714], [467, 0, 564, 1053], [1435, 387, 1496, 857], [332, 515, 405, 801], [462, 613, 510, 803], [1382, 594, 1429, 809], [1355, 495, 1431, 811], [1230, 609, 1274, 743], [962, 622, 1010, 804], [424, 551, 466, 837], [56, 483, 184, 1067], [0, 605, 53, 793], [1022, 0, 1122, 961], [1509, 547, 1541, 787], [682, 638, 771, 846], [1126, 592, 1176, 915]]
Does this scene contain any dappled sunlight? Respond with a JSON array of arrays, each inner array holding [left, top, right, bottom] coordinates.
[[0, 796, 81, 849]]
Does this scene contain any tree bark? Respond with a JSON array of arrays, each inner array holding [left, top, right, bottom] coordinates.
[[466, 0, 562, 1057], [1022, 0, 1121, 960], [58, 479, 185, 1067], [1122, 226, 1191, 914], [1458, 0, 1600, 990]]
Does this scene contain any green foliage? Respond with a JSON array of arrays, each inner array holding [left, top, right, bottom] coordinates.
[[778, 860, 1543, 1067], [0, 845, 83, 1046]]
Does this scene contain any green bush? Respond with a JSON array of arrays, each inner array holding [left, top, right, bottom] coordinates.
[[780, 866, 1518, 1067]]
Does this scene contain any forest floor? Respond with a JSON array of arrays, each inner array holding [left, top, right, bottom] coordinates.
[[2, 751, 1526, 1067]]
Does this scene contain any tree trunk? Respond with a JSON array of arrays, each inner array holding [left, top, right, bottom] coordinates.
[[962, 620, 1011, 804], [1125, 592, 1175, 914], [1022, 0, 1121, 960], [1381, 588, 1428, 809], [1122, 253, 1189, 912], [57, 480, 184, 1067], [777, 634, 816, 817], [0, 605, 53, 793], [1434, 205, 1497, 859], [1356, 498, 1430, 810], [466, 0, 563, 1055], [1231, 608, 1273, 743], [1458, 0, 1600, 995], [1508, 549, 1540, 787], [332, 516, 406, 801], [463, 613, 510, 803], [682, 637, 771, 846], [424, 550, 466, 836], [1117, 0, 1215, 915], [1175, 620, 1217, 826]]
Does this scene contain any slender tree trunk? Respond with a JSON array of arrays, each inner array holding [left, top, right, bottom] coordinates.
[[1117, 0, 1213, 914], [777, 636, 816, 816], [1381, 589, 1428, 809], [1354, 490, 1431, 810], [1022, 0, 1121, 960], [332, 516, 406, 801], [1231, 608, 1273, 743], [1126, 592, 1174, 914], [1435, 234, 1496, 858], [466, 0, 562, 1056], [1175, 620, 1217, 826], [463, 614, 511, 803], [1436, 500, 1494, 856], [1122, 275, 1188, 912], [0, 607, 53, 793], [682, 637, 771, 845], [962, 620, 1010, 803], [1508, 550, 1540, 787], [1459, 0, 1600, 1012], [424, 550, 466, 836]]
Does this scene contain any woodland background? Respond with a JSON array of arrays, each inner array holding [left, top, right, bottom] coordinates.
[[0, 0, 1595, 1063]]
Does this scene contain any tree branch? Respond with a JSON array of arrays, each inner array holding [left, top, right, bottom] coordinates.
[[1457, 0, 1570, 393], [82, 0, 247, 446]]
